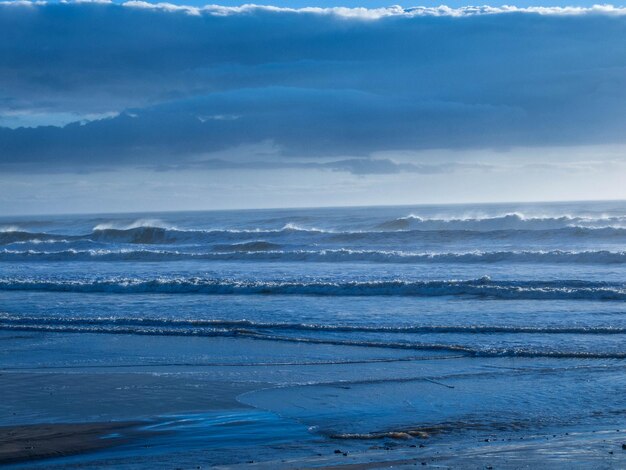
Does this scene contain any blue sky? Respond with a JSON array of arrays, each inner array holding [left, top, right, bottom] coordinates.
[[1, 1, 626, 213]]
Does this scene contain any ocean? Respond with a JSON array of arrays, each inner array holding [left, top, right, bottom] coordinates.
[[1, 200, 625, 468]]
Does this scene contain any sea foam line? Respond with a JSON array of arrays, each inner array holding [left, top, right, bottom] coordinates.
[[1, 322, 624, 359], [0, 276, 625, 300], [2, 315, 625, 335], [5, 248, 626, 264]]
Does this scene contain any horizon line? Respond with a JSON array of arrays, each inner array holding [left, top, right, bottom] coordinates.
[[2, 197, 624, 218]]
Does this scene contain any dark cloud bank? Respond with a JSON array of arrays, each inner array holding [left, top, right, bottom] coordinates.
[[1, 3, 626, 173]]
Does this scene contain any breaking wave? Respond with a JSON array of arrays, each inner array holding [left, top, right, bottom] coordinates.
[[0, 276, 625, 300], [376, 213, 626, 231], [91, 219, 174, 231], [3, 212, 626, 247], [0, 224, 329, 246], [2, 225, 626, 247], [4, 248, 626, 264]]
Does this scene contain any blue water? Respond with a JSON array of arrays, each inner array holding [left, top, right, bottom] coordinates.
[[1, 201, 625, 467]]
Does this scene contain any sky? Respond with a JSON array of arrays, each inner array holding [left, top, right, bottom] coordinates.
[[1, 1, 626, 214]]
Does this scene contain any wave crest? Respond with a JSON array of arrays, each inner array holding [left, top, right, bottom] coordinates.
[[5, 248, 626, 264], [376, 213, 626, 232], [0, 276, 625, 300]]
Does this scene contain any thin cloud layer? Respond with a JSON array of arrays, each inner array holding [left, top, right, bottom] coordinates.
[[1, 2, 626, 173]]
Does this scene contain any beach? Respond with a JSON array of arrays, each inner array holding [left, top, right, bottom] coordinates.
[[1, 331, 625, 468]]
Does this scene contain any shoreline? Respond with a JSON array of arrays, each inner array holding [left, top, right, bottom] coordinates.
[[3, 416, 624, 468], [2, 332, 624, 468]]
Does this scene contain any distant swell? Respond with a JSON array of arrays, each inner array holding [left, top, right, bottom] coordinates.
[[3, 224, 626, 247], [5, 248, 626, 264], [0, 276, 625, 300], [376, 213, 626, 231]]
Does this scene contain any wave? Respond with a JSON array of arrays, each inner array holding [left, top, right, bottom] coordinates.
[[0, 230, 69, 245], [1, 316, 624, 359], [0, 224, 328, 246], [0, 225, 22, 233], [1, 276, 625, 300], [211, 241, 282, 252], [4, 224, 626, 247], [92, 219, 175, 231], [89, 224, 328, 244], [376, 213, 626, 231], [2, 315, 624, 335], [7, 239, 73, 246], [5, 248, 626, 264]]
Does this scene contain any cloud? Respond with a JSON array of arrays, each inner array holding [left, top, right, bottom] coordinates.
[[74, 2, 626, 18], [148, 156, 490, 175], [1, 2, 626, 172]]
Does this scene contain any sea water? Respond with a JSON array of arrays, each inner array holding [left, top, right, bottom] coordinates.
[[1, 200, 625, 466]]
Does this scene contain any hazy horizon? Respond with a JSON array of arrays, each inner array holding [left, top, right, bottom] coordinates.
[[2, 197, 625, 218]]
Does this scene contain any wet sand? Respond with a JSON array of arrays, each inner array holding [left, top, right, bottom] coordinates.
[[2, 332, 625, 468], [0, 371, 263, 425], [3, 420, 624, 468], [232, 428, 626, 469], [0, 421, 143, 465]]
